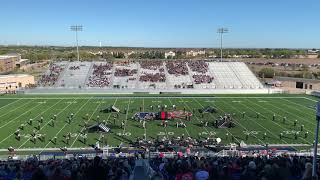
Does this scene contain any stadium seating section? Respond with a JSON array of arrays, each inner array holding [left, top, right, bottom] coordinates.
[[37, 60, 263, 90], [0, 154, 315, 180]]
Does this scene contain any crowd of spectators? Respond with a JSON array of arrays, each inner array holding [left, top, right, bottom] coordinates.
[[140, 61, 163, 70], [150, 155, 317, 180], [139, 73, 166, 83], [0, 154, 318, 180], [69, 66, 80, 70], [166, 61, 189, 76], [0, 156, 135, 180], [114, 68, 138, 77], [188, 61, 209, 74], [193, 75, 214, 84], [87, 63, 113, 88], [37, 64, 64, 86]]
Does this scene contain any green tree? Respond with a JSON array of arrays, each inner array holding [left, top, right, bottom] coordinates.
[[259, 68, 276, 78]]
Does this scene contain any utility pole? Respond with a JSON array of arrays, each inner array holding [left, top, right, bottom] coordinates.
[[70, 25, 83, 61], [217, 28, 228, 61], [312, 102, 320, 178]]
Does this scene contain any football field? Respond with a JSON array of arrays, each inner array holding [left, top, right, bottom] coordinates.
[[0, 94, 319, 153]]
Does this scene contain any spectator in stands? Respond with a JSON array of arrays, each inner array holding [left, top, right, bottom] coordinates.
[[302, 162, 312, 180], [38, 63, 65, 87], [240, 161, 258, 180], [188, 61, 208, 74], [139, 73, 166, 83], [87, 63, 113, 88], [114, 68, 137, 77], [166, 61, 189, 76], [195, 163, 209, 180], [140, 61, 163, 70]]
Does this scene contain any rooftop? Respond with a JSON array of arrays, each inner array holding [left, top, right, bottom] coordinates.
[[0, 54, 20, 60], [275, 76, 320, 83], [0, 74, 32, 79]]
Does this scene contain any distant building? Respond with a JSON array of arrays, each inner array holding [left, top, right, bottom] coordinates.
[[0, 54, 21, 74], [165, 51, 176, 59], [274, 76, 320, 91], [186, 50, 206, 57], [16, 59, 30, 69], [307, 49, 319, 55], [0, 74, 35, 93]]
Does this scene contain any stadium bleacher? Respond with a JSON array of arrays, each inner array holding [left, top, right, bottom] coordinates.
[[36, 60, 264, 91], [56, 62, 92, 88]]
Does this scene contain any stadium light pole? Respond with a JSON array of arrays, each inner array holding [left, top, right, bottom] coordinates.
[[70, 25, 83, 61], [217, 28, 228, 61], [312, 102, 320, 178]]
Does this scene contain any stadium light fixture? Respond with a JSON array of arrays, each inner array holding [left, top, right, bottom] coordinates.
[[217, 28, 229, 61], [70, 25, 83, 61]]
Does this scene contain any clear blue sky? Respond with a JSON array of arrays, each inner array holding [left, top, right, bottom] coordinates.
[[0, 0, 319, 48]]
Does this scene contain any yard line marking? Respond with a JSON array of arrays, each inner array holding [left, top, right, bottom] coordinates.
[[0, 99, 63, 144], [304, 97, 318, 102], [0, 99, 34, 119], [39, 98, 92, 152], [181, 98, 210, 133], [167, 98, 191, 137], [215, 98, 287, 145], [256, 98, 316, 126], [122, 98, 131, 134], [211, 99, 265, 144], [192, 98, 241, 144], [142, 98, 145, 111], [278, 98, 315, 118], [0, 101, 40, 129], [242, 98, 312, 144], [17, 98, 77, 149], [70, 98, 118, 148], [0, 98, 22, 111], [281, 98, 316, 112]]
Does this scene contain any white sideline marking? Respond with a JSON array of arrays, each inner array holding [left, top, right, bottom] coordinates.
[[0, 99, 34, 119], [0, 99, 22, 111], [0, 96, 311, 100]]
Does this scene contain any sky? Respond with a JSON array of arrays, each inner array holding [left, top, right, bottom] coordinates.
[[0, 0, 319, 48]]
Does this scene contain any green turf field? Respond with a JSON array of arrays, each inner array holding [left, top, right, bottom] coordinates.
[[0, 94, 319, 152]]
